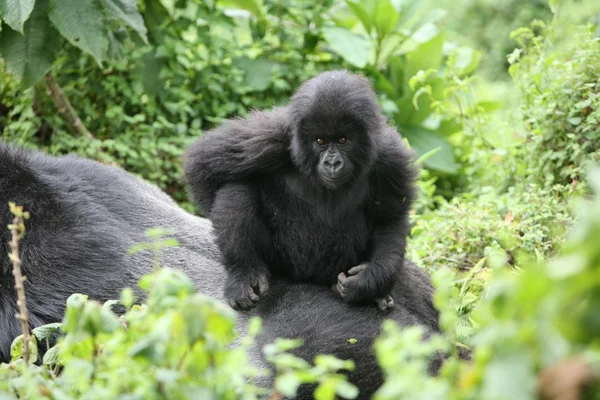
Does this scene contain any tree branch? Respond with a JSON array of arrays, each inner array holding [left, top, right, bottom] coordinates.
[[44, 72, 95, 140]]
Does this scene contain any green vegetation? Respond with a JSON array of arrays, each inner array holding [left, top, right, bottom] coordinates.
[[2, 0, 600, 398]]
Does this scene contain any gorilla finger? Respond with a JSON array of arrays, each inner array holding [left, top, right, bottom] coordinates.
[[229, 299, 240, 310], [337, 272, 347, 283], [238, 297, 256, 310], [386, 295, 395, 309], [337, 282, 346, 297], [339, 274, 359, 288], [376, 297, 388, 311], [257, 277, 270, 295], [247, 290, 260, 303], [347, 264, 368, 276]]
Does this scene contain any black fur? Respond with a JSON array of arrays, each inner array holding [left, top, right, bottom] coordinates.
[[0, 143, 439, 398], [184, 70, 418, 311]]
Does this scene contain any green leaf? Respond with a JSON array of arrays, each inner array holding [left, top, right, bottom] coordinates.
[[452, 46, 480, 76], [10, 334, 38, 362], [402, 125, 458, 173], [345, 0, 372, 33], [218, 0, 265, 19], [100, 0, 148, 43], [482, 353, 536, 400], [276, 372, 303, 397], [322, 26, 373, 68], [374, 0, 398, 39], [233, 56, 282, 91], [42, 343, 60, 365], [48, 0, 108, 64], [405, 30, 444, 79], [335, 380, 359, 399], [0, 0, 35, 33], [32, 322, 62, 341], [0, 0, 62, 87]]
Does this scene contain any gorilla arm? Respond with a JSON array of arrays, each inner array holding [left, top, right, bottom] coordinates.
[[183, 108, 291, 215], [337, 129, 418, 310]]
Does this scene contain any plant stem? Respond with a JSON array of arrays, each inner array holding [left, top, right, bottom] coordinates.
[[44, 72, 95, 140], [9, 214, 32, 365]]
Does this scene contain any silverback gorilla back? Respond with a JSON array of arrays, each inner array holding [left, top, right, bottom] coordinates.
[[0, 142, 439, 399]]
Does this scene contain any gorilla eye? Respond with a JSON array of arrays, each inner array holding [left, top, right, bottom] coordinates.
[[316, 138, 326, 145], [338, 137, 347, 144]]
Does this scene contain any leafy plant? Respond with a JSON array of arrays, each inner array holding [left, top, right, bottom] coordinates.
[[0, 0, 147, 87], [320, 0, 485, 173], [509, 20, 600, 186]]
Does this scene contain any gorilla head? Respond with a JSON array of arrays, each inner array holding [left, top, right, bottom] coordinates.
[[288, 71, 383, 190]]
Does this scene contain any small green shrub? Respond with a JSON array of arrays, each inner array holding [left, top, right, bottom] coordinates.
[[510, 22, 600, 186], [409, 183, 575, 272], [442, 0, 552, 79], [0, 265, 357, 400]]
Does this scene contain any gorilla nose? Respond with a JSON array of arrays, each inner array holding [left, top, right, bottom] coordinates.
[[324, 158, 343, 172]]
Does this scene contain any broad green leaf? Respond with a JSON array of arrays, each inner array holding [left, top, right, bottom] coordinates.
[[218, 0, 265, 19], [404, 31, 444, 82], [276, 372, 303, 397], [10, 334, 38, 362], [314, 381, 336, 400], [232, 56, 281, 91], [32, 322, 62, 341], [322, 26, 373, 68], [345, 0, 372, 33], [451, 46, 480, 76], [48, 0, 108, 64], [482, 352, 536, 400], [0, 0, 34, 33], [372, 69, 396, 98], [374, 0, 398, 39], [335, 380, 359, 399], [158, 0, 175, 16], [42, 343, 60, 365], [0, 0, 62, 87], [141, 0, 169, 44], [401, 125, 458, 173], [387, 55, 405, 95], [100, 0, 148, 43]]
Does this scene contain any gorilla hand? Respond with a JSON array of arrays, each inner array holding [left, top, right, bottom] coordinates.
[[224, 268, 270, 310], [336, 264, 395, 312]]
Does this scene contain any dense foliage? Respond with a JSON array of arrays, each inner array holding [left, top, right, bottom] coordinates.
[[2, 0, 600, 398]]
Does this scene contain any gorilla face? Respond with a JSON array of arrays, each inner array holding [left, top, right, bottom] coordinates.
[[294, 116, 370, 190], [288, 71, 382, 191]]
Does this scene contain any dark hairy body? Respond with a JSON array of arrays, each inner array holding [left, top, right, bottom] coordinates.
[[184, 70, 418, 311], [0, 143, 440, 398]]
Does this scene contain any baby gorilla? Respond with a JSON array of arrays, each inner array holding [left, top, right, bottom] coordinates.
[[184, 70, 417, 311]]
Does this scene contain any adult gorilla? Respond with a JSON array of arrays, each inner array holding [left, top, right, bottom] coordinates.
[[0, 143, 439, 399]]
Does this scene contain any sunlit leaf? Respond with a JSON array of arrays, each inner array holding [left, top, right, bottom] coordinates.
[[322, 26, 373, 68], [48, 0, 108, 64], [0, 0, 62, 87], [0, 0, 35, 33]]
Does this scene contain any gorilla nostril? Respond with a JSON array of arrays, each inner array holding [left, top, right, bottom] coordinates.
[[324, 158, 342, 171]]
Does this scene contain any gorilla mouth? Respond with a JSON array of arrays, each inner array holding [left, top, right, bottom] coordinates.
[[321, 175, 349, 187]]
